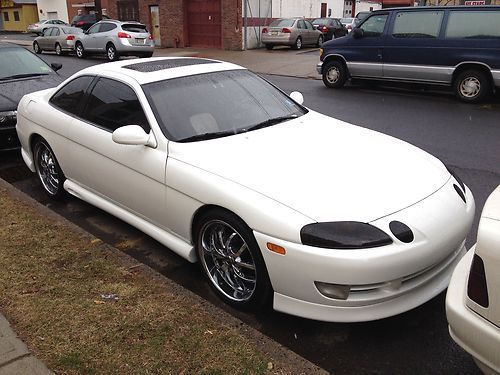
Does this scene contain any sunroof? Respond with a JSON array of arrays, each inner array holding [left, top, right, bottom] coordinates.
[[123, 58, 220, 72]]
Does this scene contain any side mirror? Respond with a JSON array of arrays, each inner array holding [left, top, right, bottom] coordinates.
[[290, 91, 304, 105], [352, 28, 363, 39], [51, 63, 62, 72], [112, 125, 157, 147]]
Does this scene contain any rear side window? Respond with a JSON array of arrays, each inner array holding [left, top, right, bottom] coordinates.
[[445, 11, 500, 39], [122, 23, 148, 32], [52, 28, 60, 36], [82, 78, 150, 132], [99, 23, 117, 32], [392, 11, 443, 38], [50, 76, 94, 116], [359, 14, 388, 37]]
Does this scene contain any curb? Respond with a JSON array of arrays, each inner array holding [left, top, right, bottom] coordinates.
[[0, 177, 327, 375]]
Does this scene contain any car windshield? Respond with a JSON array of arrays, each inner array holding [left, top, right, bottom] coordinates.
[[269, 19, 295, 28], [143, 70, 306, 142], [340, 18, 354, 23], [0, 47, 53, 80], [312, 19, 328, 25]]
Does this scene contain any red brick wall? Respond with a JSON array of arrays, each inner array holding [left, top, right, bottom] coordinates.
[[66, 0, 110, 23], [136, 0, 242, 50]]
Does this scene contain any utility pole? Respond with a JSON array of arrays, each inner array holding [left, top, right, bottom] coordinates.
[[94, 0, 102, 21]]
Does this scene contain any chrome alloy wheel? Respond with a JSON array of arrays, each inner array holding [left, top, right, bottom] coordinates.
[[326, 66, 340, 84], [35, 143, 60, 196], [460, 77, 481, 98], [107, 45, 116, 61], [76, 43, 84, 58], [199, 220, 257, 302]]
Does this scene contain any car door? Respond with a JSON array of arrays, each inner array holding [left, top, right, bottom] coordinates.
[[65, 76, 167, 227], [305, 20, 316, 44], [94, 22, 117, 52], [296, 19, 306, 43], [49, 27, 61, 51], [345, 13, 389, 79], [83, 23, 101, 51]]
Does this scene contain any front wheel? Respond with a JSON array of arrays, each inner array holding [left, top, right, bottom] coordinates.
[[75, 42, 85, 59], [322, 60, 348, 89], [33, 138, 65, 199], [265, 44, 273, 50], [292, 36, 302, 50], [106, 43, 119, 61], [195, 209, 272, 310], [33, 41, 42, 54], [453, 69, 491, 103]]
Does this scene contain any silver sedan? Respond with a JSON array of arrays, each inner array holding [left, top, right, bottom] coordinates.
[[27, 19, 68, 35], [33, 26, 84, 55], [262, 18, 323, 50]]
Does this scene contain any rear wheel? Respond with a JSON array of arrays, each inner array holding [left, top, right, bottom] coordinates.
[[141, 52, 153, 58], [322, 60, 348, 89], [33, 138, 65, 199], [33, 41, 42, 54], [55, 43, 64, 56], [106, 43, 119, 61], [265, 44, 273, 50], [292, 36, 302, 50], [75, 42, 85, 59], [453, 69, 491, 103]]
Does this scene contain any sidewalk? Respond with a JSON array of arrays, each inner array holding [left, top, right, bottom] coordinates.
[[1, 35, 322, 80]]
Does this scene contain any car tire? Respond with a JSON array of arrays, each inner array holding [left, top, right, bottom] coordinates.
[[106, 43, 119, 61], [292, 36, 302, 50], [265, 44, 273, 50], [33, 41, 42, 54], [194, 208, 272, 310], [453, 69, 491, 103], [322, 60, 348, 89], [317, 35, 323, 47], [33, 138, 66, 199], [75, 42, 85, 59], [55, 43, 64, 56], [141, 52, 153, 58]]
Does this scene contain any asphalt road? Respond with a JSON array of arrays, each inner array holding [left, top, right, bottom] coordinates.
[[2, 51, 499, 374]]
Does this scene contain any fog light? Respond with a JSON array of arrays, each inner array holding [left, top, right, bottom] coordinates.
[[314, 281, 350, 300]]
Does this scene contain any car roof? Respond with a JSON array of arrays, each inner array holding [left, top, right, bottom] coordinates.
[[373, 5, 500, 12], [75, 57, 246, 85]]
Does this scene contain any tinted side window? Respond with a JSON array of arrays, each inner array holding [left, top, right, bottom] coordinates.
[[360, 14, 388, 37], [298, 20, 305, 29], [392, 11, 443, 38], [99, 23, 117, 32], [52, 28, 60, 36], [305, 21, 314, 30], [50, 76, 94, 115], [445, 11, 500, 39], [83, 78, 150, 132], [87, 23, 100, 34]]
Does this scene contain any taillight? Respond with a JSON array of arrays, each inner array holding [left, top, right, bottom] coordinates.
[[262, 28, 268, 33], [76, 21, 84, 26], [118, 31, 132, 38], [148, 34, 153, 40], [321, 26, 328, 33], [282, 28, 291, 33], [467, 254, 489, 308], [347, 24, 352, 29], [66, 35, 75, 41]]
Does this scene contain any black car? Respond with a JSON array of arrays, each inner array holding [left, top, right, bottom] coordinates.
[[311, 18, 348, 41], [0, 43, 62, 150], [71, 13, 110, 31]]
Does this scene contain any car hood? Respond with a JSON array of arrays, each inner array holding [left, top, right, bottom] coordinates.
[[169, 110, 449, 223], [0, 74, 62, 112]]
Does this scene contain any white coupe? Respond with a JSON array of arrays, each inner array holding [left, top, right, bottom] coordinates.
[[16, 57, 475, 322]]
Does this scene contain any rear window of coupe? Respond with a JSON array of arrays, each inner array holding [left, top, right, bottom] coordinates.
[[269, 19, 295, 28], [49, 76, 94, 116]]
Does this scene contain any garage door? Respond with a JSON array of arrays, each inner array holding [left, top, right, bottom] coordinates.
[[187, 0, 221, 48]]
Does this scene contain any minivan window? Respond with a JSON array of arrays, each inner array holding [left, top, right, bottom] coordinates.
[[359, 14, 388, 37], [392, 11, 443, 38], [445, 11, 500, 39]]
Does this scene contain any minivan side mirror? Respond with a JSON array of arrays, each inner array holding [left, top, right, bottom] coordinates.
[[352, 28, 363, 39]]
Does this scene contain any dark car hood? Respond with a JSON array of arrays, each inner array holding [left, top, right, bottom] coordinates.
[[0, 74, 62, 112]]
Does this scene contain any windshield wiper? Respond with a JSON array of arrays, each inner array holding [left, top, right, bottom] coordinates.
[[0, 73, 49, 81], [243, 114, 299, 133], [178, 129, 237, 143]]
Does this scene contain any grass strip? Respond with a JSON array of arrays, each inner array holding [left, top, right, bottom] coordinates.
[[0, 186, 274, 374]]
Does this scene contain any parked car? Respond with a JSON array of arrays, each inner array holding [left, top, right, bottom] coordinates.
[[33, 26, 84, 56], [262, 18, 323, 50], [311, 18, 348, 41], [71, 13, 110, 31], [356, 11, 372, 22], [27, 19, 68, 35], [318, 6, 500, 103], [16, 57, 475, 322], [74, 20, 154, 61], [0, 43, 62, 151], [446, 185, 500, 375], [340, 17, 359, 32]]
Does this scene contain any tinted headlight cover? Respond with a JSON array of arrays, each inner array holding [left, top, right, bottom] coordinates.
[[301, 221, 393, 249]]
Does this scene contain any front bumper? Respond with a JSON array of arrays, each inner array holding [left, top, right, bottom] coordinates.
[[255, 179, 475, 322], [446, 247, 500, 375], [316, 61, 323, 74]]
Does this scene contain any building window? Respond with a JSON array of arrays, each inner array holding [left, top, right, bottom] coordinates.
[[3, 12, 9, 21], [13, 11, 20, 21]]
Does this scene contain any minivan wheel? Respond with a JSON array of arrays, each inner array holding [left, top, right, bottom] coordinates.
[[106, 43, 119, 61], [292, 37, 302, 50], [33, 41, 42, 54], [322, 60, 348, 89], [454, 69, 491, 103], [75, 42, 85, 59]]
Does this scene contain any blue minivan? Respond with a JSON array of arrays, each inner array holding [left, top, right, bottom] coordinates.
[[317, 6, 500, 102]]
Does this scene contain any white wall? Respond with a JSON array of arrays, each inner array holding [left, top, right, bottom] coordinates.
[[37, 0, 69, 22], [326, 0, 344, 18], [355, 0, 382, 13], [271, 0, 321, 18]]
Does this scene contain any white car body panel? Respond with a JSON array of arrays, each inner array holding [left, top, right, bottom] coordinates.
[[446, 185, 500, 374], [16, 58, 476, 322]]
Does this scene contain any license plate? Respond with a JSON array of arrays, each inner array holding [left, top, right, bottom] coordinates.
[[136, 38, 145, 43], [271, 31, 278, 36]]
